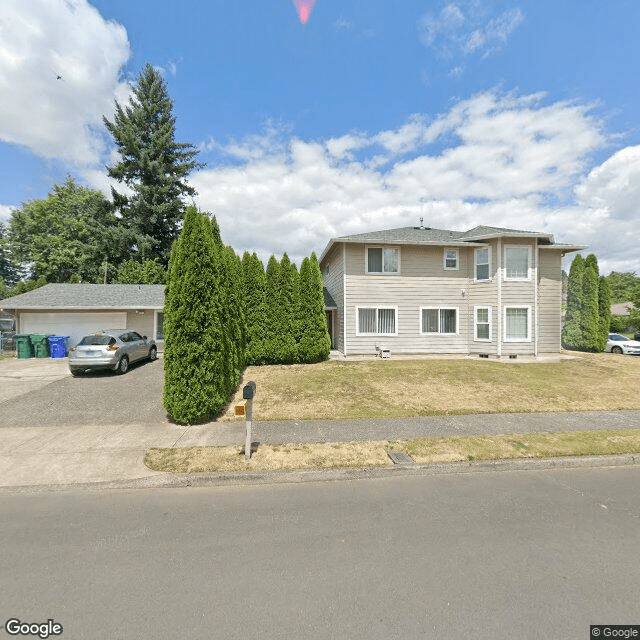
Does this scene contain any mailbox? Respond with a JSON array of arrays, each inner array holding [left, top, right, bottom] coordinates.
[[243, 381, 257, 400]]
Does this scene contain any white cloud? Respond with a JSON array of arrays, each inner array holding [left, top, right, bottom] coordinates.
[[0, 205, 14, 224], [190, 90, 640, 272], [418, 2, 524, 59], [0, 0, 131, 167]]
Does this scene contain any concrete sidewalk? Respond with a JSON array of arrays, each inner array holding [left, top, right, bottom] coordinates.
[[2, 410, 640, 490]]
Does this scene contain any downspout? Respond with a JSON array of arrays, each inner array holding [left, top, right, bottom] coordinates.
[[534, 243, 539, 357], [497, 238, 502, 357], [343, 243, 347, 357]]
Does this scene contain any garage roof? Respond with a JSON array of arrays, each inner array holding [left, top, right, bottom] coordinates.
[[0, 284, 165, 310]]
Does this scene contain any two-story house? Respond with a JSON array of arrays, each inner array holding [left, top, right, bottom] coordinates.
[[319, 224, 585, 358]]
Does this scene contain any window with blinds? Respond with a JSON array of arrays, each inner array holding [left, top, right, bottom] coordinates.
[[357, 307, 397, 335], [505, 246, 530, 280], [505, 307, 529, 341]]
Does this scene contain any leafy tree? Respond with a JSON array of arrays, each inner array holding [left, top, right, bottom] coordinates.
[[562, 255, 585, 350], [222, 244, 246, 387], [104, 64, 202, 265], [163, 207, 226, 424], [7, 177, 128, 283], [114, 259, 167, 284], [242, 252, 268, 365], [597, 275, 612, 350], [0, 222, 20, 288], [297, 253, 331, 363], [604, 271, 640, 304]]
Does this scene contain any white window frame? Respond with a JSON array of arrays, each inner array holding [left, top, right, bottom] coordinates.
[[365, 246, 401, 275], [443, 248, 459, 271], [154, 310, 164, 341], [474, 306, 492, 342], [504, 245, 532, 281], [504, 306, 531, 342], [356, 306, 398, 336], [474, 246, 491, 282], [419, 307, 459, 336]]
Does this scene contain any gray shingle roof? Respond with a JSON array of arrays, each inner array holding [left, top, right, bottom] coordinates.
[[317, 223, 587, 263], [323, 287, 337, 309], [0, 284, 165, 310]]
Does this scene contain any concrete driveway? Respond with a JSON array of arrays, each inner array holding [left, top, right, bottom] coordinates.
[[0, 356, 245, 488]]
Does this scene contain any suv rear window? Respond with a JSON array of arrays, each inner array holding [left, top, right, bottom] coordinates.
[[78, 335, 116, 346]]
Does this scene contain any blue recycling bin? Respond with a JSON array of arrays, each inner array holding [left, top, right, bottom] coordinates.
[[48, 336, 70, 358]]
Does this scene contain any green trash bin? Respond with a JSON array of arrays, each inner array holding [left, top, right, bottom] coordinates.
[[30, 334, 51, 358], [14, 335, 34, 359]]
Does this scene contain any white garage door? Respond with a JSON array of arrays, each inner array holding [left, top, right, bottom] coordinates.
[[20, 312, 127, 348]]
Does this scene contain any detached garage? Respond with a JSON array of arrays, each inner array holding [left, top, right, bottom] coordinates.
[[0, 284, 165, 349]]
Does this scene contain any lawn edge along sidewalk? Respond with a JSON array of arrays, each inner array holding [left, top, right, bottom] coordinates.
[[2, 453, 639, 494]]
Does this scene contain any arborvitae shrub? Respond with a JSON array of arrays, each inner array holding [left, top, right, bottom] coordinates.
[[163, 207, 227, 424], [298, 253, 331, 363]]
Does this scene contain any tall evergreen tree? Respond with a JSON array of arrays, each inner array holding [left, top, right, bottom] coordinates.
[[277, 253, 300, 364], [242, 252, 268, 365], [562, 254, 585, 350], [598, 275, 612, 350], [581, 254, 601, 352], [263, 255, 283, 364], [104, 64, 202, 265], [297, 253, 331, 363], [163, 207, 226, 424]]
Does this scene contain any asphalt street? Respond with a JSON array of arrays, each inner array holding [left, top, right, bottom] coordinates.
[[2, 466, 639, 640]]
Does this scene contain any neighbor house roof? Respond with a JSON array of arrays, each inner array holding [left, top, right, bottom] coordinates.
[[319, 224, 586, 263], [0, 284, 165, 311], [611, 301, 636, 316]]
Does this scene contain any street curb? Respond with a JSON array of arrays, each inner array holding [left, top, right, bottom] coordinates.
[[2, 453, 640, 494]]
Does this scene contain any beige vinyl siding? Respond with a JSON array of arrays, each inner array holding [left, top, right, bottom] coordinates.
[[321, 243, 345, 353], [537, 249, 563, 353], [345, 275, 470, 354], [346, 243, 474, 278], [125, 310, 155, 340]]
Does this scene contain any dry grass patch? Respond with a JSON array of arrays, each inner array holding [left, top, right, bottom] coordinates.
[[219, 352, 640, 422], [144, 441, 392, 473], [144, 429, 640, 474], [389, 429, 640, 463]]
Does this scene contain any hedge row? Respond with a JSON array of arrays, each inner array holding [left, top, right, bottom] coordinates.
[[163, 209, 330, 424]]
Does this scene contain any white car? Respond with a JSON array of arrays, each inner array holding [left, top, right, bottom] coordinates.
[[606, 333, 640, 355]]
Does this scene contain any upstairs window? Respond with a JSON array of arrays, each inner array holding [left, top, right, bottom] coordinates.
[[505, 246, 531, 280], [367, 247, 399, 274], [475, 247, 490, 281], [444, 249, 459, 270]]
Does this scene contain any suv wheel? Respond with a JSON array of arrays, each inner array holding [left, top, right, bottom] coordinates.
[[70, 368, 84, 377], [148, 346, 157, 361], [117, 355, 129, 374], [612, 346, 623, 355]]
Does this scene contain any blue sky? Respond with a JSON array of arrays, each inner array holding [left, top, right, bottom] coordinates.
[[1, 0, 640, 272]]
